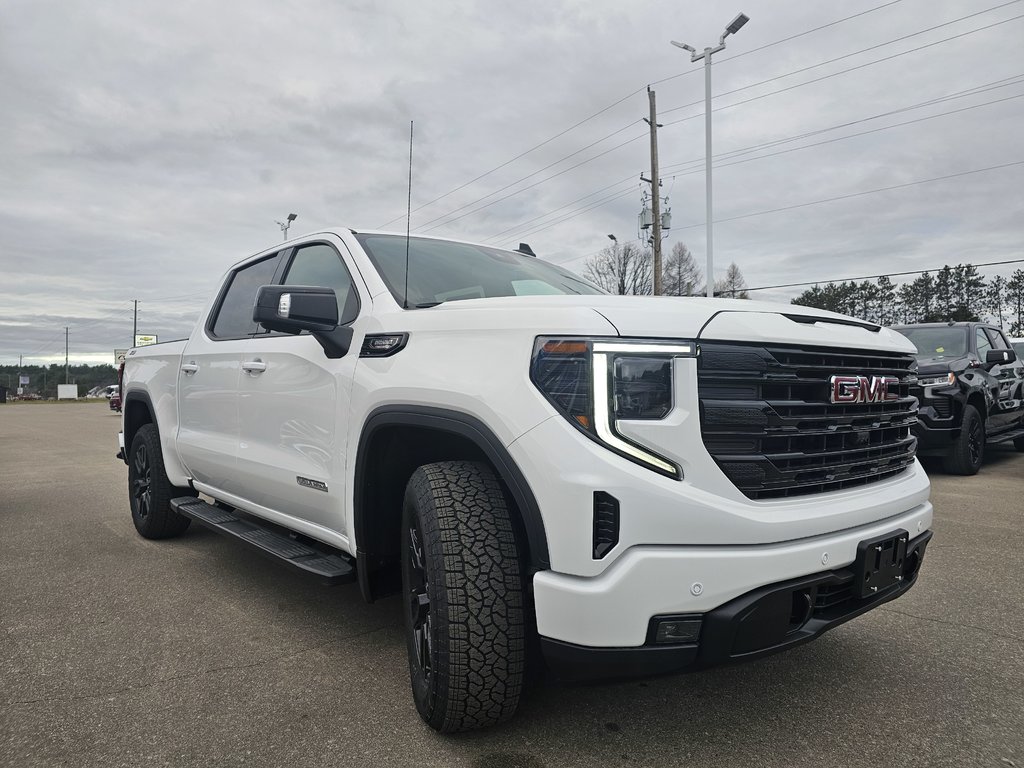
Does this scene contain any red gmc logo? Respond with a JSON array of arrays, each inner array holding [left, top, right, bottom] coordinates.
[[830, 375, 899, 404]]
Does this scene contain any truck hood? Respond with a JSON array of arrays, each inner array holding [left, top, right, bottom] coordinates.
[[915, 355, 972, 375], [411, 295, 916, 354]]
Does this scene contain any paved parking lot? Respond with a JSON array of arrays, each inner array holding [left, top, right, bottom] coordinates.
[[1, 403, 1022, 768]]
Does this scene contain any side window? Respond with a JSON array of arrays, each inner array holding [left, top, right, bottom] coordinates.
[[975, 328, 993, 356], [986, 328, 1009, 349], [282, 243, 359, 324], [211, 254, 282, 338]]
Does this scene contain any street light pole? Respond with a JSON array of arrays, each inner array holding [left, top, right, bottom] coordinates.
[[672, 12, 750, 298], [276, 212, 298, 241]]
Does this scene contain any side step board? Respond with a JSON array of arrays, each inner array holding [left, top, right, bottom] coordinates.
[[989, 426, 1024, 445], [171, 497, 356, 585]]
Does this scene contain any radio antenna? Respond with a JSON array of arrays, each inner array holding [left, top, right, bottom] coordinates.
[[403, 120, 414, 309]]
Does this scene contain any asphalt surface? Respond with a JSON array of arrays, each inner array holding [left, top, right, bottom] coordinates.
[[1, 403, 1022, 768]]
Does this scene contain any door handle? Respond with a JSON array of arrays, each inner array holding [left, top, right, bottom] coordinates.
[[241, 360, 267, 374], [180, 362, 199, 375]]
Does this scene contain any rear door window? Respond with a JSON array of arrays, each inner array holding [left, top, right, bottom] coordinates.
[[210, 253, 282, 339]]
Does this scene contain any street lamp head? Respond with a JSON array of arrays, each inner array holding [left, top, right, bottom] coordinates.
[[286, 213, 298, 221], [670, 40, 696, 53], [607, 234, 617, 242], [724, 12, 749, 36]]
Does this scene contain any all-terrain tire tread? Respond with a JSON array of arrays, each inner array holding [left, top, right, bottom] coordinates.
[[407, 460, 525, 733]]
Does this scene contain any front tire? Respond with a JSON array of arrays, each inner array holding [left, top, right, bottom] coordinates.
[[128, 424, 194, 539], [944, 404, 985, 475], [401, 461, 526, 733]]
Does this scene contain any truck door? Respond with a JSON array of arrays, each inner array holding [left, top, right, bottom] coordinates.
[[984, 327, 1020, 430], [177, 251, 284, 492], [235, 239, 365, 536]]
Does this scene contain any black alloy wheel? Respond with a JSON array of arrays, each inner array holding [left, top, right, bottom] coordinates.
[[406, 515, 432, 686], [127, 424, 194, 539]]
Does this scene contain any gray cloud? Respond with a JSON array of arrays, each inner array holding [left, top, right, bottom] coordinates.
[[1, 0, 1022, 363]]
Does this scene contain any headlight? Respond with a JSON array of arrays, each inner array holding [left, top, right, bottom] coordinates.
[[530, 337, 696, 478], [917, 372, 956, 387]]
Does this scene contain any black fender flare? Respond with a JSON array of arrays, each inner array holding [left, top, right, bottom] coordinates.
[[121, 389, 157, 462], [353, 405, 550, 597]]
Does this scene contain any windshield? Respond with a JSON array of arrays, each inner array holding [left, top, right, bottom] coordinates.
[[899, 327, 969, 359], [354, 234, 605, 307]]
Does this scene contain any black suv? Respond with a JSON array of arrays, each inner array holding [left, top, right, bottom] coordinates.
[[895, 322, 1024, 474]]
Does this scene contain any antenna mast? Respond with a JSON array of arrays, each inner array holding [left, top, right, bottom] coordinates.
[[403, 121, 414, 309]]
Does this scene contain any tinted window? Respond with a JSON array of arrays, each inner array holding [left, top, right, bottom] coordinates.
[[282, 243, 358, 324], [354, 234, 604, 308], [211, 254, 281, 338], [976, 328, 992, 356]]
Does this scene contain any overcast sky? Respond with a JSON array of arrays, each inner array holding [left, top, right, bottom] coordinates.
[[1, 0, 1022, 365]]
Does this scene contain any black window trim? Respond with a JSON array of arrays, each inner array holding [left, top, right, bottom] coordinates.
[[251, 239, 364, 340], [205, 250, 290, 342]]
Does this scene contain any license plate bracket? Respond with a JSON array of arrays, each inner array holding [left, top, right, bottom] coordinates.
[[854, 529, 909, 599]]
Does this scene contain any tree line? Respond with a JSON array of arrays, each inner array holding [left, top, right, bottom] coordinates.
[[791, 265, 1024, 334], [584, 242, 749, 298]]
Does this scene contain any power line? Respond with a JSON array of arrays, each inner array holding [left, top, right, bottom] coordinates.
[[659, 0, 1023, 119], [661, 73, 1024, 174], [671, 160, 1024, 230], [658, 11, 1024, 131], [488, 79, 1024, 245], [376, 0, 910, 229], [415, 11, 1024, 237]]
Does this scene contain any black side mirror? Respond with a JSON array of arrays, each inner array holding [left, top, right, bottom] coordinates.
[[253, 285, 352, 359], [985, 348, 1016, 366]]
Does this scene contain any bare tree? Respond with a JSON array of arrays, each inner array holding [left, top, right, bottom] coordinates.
[[584, 241, 652, 295], [713, 262, 749, 299], [662, 243, 702, 296]]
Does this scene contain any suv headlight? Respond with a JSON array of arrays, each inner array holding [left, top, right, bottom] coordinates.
[[530, 337, 696, 478]]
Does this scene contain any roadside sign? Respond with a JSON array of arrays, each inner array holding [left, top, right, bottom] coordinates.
[[18, 375, 29, 386], [114, 348, 129, 365], [134, 335, 158, 347]]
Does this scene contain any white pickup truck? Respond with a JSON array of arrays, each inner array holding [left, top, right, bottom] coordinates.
[[118, 228, 933, 732]]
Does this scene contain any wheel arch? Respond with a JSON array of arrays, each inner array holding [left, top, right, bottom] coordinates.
[[353, 405, 549, 602], [123, 390, 156, 456]]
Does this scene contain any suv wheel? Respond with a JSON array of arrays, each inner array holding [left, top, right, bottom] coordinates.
[[401, 461, 526, 733], [944, 404, 985, 475], [128, 424, 195, 539]]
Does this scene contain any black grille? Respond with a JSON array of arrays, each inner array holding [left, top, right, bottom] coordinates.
[[697, 343, 918, 499]]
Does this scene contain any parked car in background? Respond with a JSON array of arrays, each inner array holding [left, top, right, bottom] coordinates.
[[895, 322, 1024, 474], [1011, 337, 1024, 360], [109, 388, 121, 413]]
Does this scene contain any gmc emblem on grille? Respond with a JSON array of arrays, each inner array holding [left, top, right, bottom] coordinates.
[[829, 375, 899, 404]]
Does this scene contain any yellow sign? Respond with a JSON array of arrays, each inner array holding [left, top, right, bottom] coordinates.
[[134, 335, 158, 347]]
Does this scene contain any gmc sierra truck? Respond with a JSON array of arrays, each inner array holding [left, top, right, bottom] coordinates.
[[118, 228, 933, 732]]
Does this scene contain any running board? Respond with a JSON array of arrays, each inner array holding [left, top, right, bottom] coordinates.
[[171, 497, 356, 585], [988, 427, 1024, 445]]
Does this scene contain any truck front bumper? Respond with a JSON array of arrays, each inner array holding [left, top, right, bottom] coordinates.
[[541, 528, 930, 681], [533, 501, 932, 679]]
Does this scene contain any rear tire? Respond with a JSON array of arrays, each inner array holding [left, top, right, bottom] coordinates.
[[128, 424, 194, 539], [944, 404, 984, 475], [1014, 436, 1024, 452], [401, 461, 526, 733]]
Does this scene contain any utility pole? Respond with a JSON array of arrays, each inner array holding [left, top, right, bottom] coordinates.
[[672, 12, 750, 298], [65, 327, 69, 384], [133, 299, 138, 345], [646, 88, 663, 296]]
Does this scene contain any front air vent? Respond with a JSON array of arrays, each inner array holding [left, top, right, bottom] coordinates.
[[593, 492, 620, 559]]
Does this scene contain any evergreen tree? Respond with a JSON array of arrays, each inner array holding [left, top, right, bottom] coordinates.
[[986, 275, 1008, 329], [661, 243, 702, 296], [1007, 269, 1024, 336]]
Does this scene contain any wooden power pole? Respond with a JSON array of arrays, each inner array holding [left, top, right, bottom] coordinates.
[[646, 87, 663, 295]]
